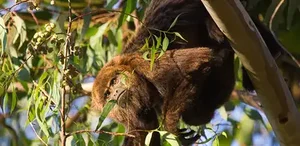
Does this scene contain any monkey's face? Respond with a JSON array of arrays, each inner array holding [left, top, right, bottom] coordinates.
[[92, 61, 159, 129]]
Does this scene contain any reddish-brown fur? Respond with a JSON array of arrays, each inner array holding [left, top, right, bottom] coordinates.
[[92, 47, 229, 145]]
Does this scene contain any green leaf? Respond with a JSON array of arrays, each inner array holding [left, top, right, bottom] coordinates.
[[218, 106, 228, 120], [95, 100, 117, 130], [142, 51, 151, 61], [154, 35, 161, 49], [106, 0, 119, 9], [244, 107, 263, 121], [174, 32, 187, 42], [140, 38, 149, 52], [212, 136, 220, 146], [81, 7, 92, 40], [35, 98, 50, 137], [168, 14, 182, 31], [150, 44, 157, 71], [90, 22, 110, 49], [162, 35, 169, 52], [118, 0, 137, 28], [145, 131, 153, 146], [0, 17, 7, 56], [3, 93, 9, 113], [12, 15, 26, 49], [0, 71, 11, 96], [27, 105, 35, 125], [221, 132, 227, 138], [158, 131, 180, 146], [158, 35, 169, 59], [38, 71, 48, 86], [107, 29, 118, 46]]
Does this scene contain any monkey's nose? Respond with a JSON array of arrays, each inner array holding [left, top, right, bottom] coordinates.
[[111, 87, 126, 101]]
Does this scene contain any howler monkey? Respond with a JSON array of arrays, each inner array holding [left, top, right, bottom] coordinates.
[[92, 0, 297, 145]]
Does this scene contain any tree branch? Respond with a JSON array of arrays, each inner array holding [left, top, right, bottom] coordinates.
[[201, 0, 300, 145]]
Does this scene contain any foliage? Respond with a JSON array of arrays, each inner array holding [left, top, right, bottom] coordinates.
[[0, 0, 299, 146]]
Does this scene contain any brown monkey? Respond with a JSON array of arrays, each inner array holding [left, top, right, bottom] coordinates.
[[92, 0, 297, 145], [92, 47, 229, 145], [92, 0, 234, 145]]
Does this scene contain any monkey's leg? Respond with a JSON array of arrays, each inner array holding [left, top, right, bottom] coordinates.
[[162, 79, 202, 145]]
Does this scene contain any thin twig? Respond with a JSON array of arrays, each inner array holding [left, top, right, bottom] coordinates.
[[0, 1, 29, 12], [269, 0, 285, 31], [60, 0, 73, 145], [67, 130, 135, 138], [27, 8, 39, 25], [29, 123, 48, 146]]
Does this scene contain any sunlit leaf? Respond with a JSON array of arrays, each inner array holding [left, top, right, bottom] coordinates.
[[38, 71, 49, 86], [0, 17, 7, 56], [174, 32, 187, 42], [158, 131, 180, 146], [212, 136, 220, 146], [3, 93, 9, 113], [158, 35, 169, 59], [221, 132, 227, 138], [12, 15, 26, 49], [35, 98, 50, 137], [142, 51, 151, 61], [118, 0, 137, 28], [168, 14, 182, 31], [145, 131, 153, 146], [150, 44, 157, 71], [218, 106, 228, 120], [90, 22, 110, 49], [106, 0, 119, 9], [95, 100, 117, 130], [162, 35, 169, 52], [154, 35, 161, 49]]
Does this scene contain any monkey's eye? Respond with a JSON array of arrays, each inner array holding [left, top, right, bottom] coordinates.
[[110, 77, 117, 86], [104, 90, 110, 98]]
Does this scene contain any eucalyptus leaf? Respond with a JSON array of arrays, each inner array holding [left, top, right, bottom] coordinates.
[[0, 17, 7, 56], [118, 0, 137, 28], [95, 100, 117, 130], [162, 35, 169, 52], [12, 15, 26, 49], [174, 32, 187, 42], [145, 131, 153, 146], [81, 7, 92, 40], [158, 131, 180, 146], [168, 14, 182, 31]]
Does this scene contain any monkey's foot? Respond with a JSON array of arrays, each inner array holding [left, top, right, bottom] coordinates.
[[178, 128, 200, 146]]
